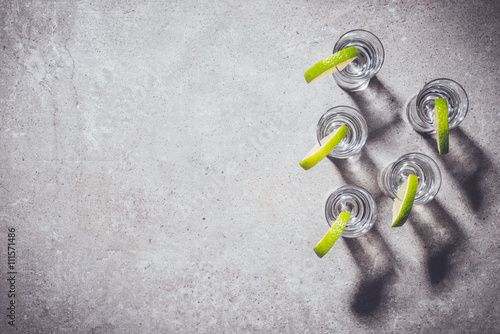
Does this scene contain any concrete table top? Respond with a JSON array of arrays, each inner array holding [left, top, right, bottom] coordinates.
[[1, 0, 499, 332]]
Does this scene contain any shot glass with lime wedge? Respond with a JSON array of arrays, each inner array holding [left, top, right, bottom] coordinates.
[[332, 29, 385, 91], [314, 186, 377, 258], [379, 153, 442, 226], [406, 79, 469, 154], [299, 106, 367, 170], [317, 106, 368, 159]]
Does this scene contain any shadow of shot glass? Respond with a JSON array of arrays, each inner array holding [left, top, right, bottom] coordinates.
[[326, 150, 384, 203], [409, 199, 467, 292], [344, 76, 404, 142], [343, 226, 398, 319], [417, 126, 493, 212]]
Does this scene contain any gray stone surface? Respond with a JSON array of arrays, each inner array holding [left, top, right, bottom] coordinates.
[[0, 0, 499, 332]]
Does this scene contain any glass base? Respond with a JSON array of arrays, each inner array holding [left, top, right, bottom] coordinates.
[[333, 76, 371, 92]]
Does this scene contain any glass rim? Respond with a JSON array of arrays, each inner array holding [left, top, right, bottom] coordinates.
[[317, 105, 366, 132], [322, 105, 361, 114], [419, 78, 468, 102], [325, 184, 376, 217], [392, 152, 441, 173], [334, 28, 385, 63], [420, 78, 468, 98], [337, 29, 383, 42]]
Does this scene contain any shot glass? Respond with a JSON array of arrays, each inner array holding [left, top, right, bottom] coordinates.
[[406, 78, 469, 133], [317, 106, 368, 159], [325, 185, 377, 238], [379, 152, 442, 205], [332, 29, 385, 91]]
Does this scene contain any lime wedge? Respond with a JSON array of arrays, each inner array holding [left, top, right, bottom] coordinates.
[[314, 211, 351, 258], [391, 174, 418, 227], [304, 46, 360, 83], [433, 98, 449, 155], [299, 125, 349, 170]]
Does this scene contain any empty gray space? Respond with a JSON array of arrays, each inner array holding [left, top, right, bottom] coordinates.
[[0, 0, 499, 332]]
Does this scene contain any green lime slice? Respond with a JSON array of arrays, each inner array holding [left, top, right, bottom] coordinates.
[[299, 125, 349, 170], [433, 98, 449, 155], [304, 46, 360, 83], [314, 211, 351, 258], [392, 174, 418, 227]]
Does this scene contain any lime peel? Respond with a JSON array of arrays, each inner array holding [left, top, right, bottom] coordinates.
[[299, 125, 349, 170], [434, 98, 449, 155], [304, 46, 360, 83], [391, 174, 418, 227], [314, 211, 351, 258]]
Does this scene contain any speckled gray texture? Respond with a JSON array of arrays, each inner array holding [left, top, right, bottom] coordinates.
[[0, 0, 499, 333]]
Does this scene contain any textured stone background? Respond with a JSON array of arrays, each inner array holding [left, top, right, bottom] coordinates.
[[0, 0, 499, 333]]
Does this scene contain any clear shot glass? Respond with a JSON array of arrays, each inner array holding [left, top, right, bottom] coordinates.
[[378, 153, 442, 205], [316, 106, 368, 159], [405, 78, 469, 133], [325, 185, 377, 238], [332, 29, 385, 91]]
